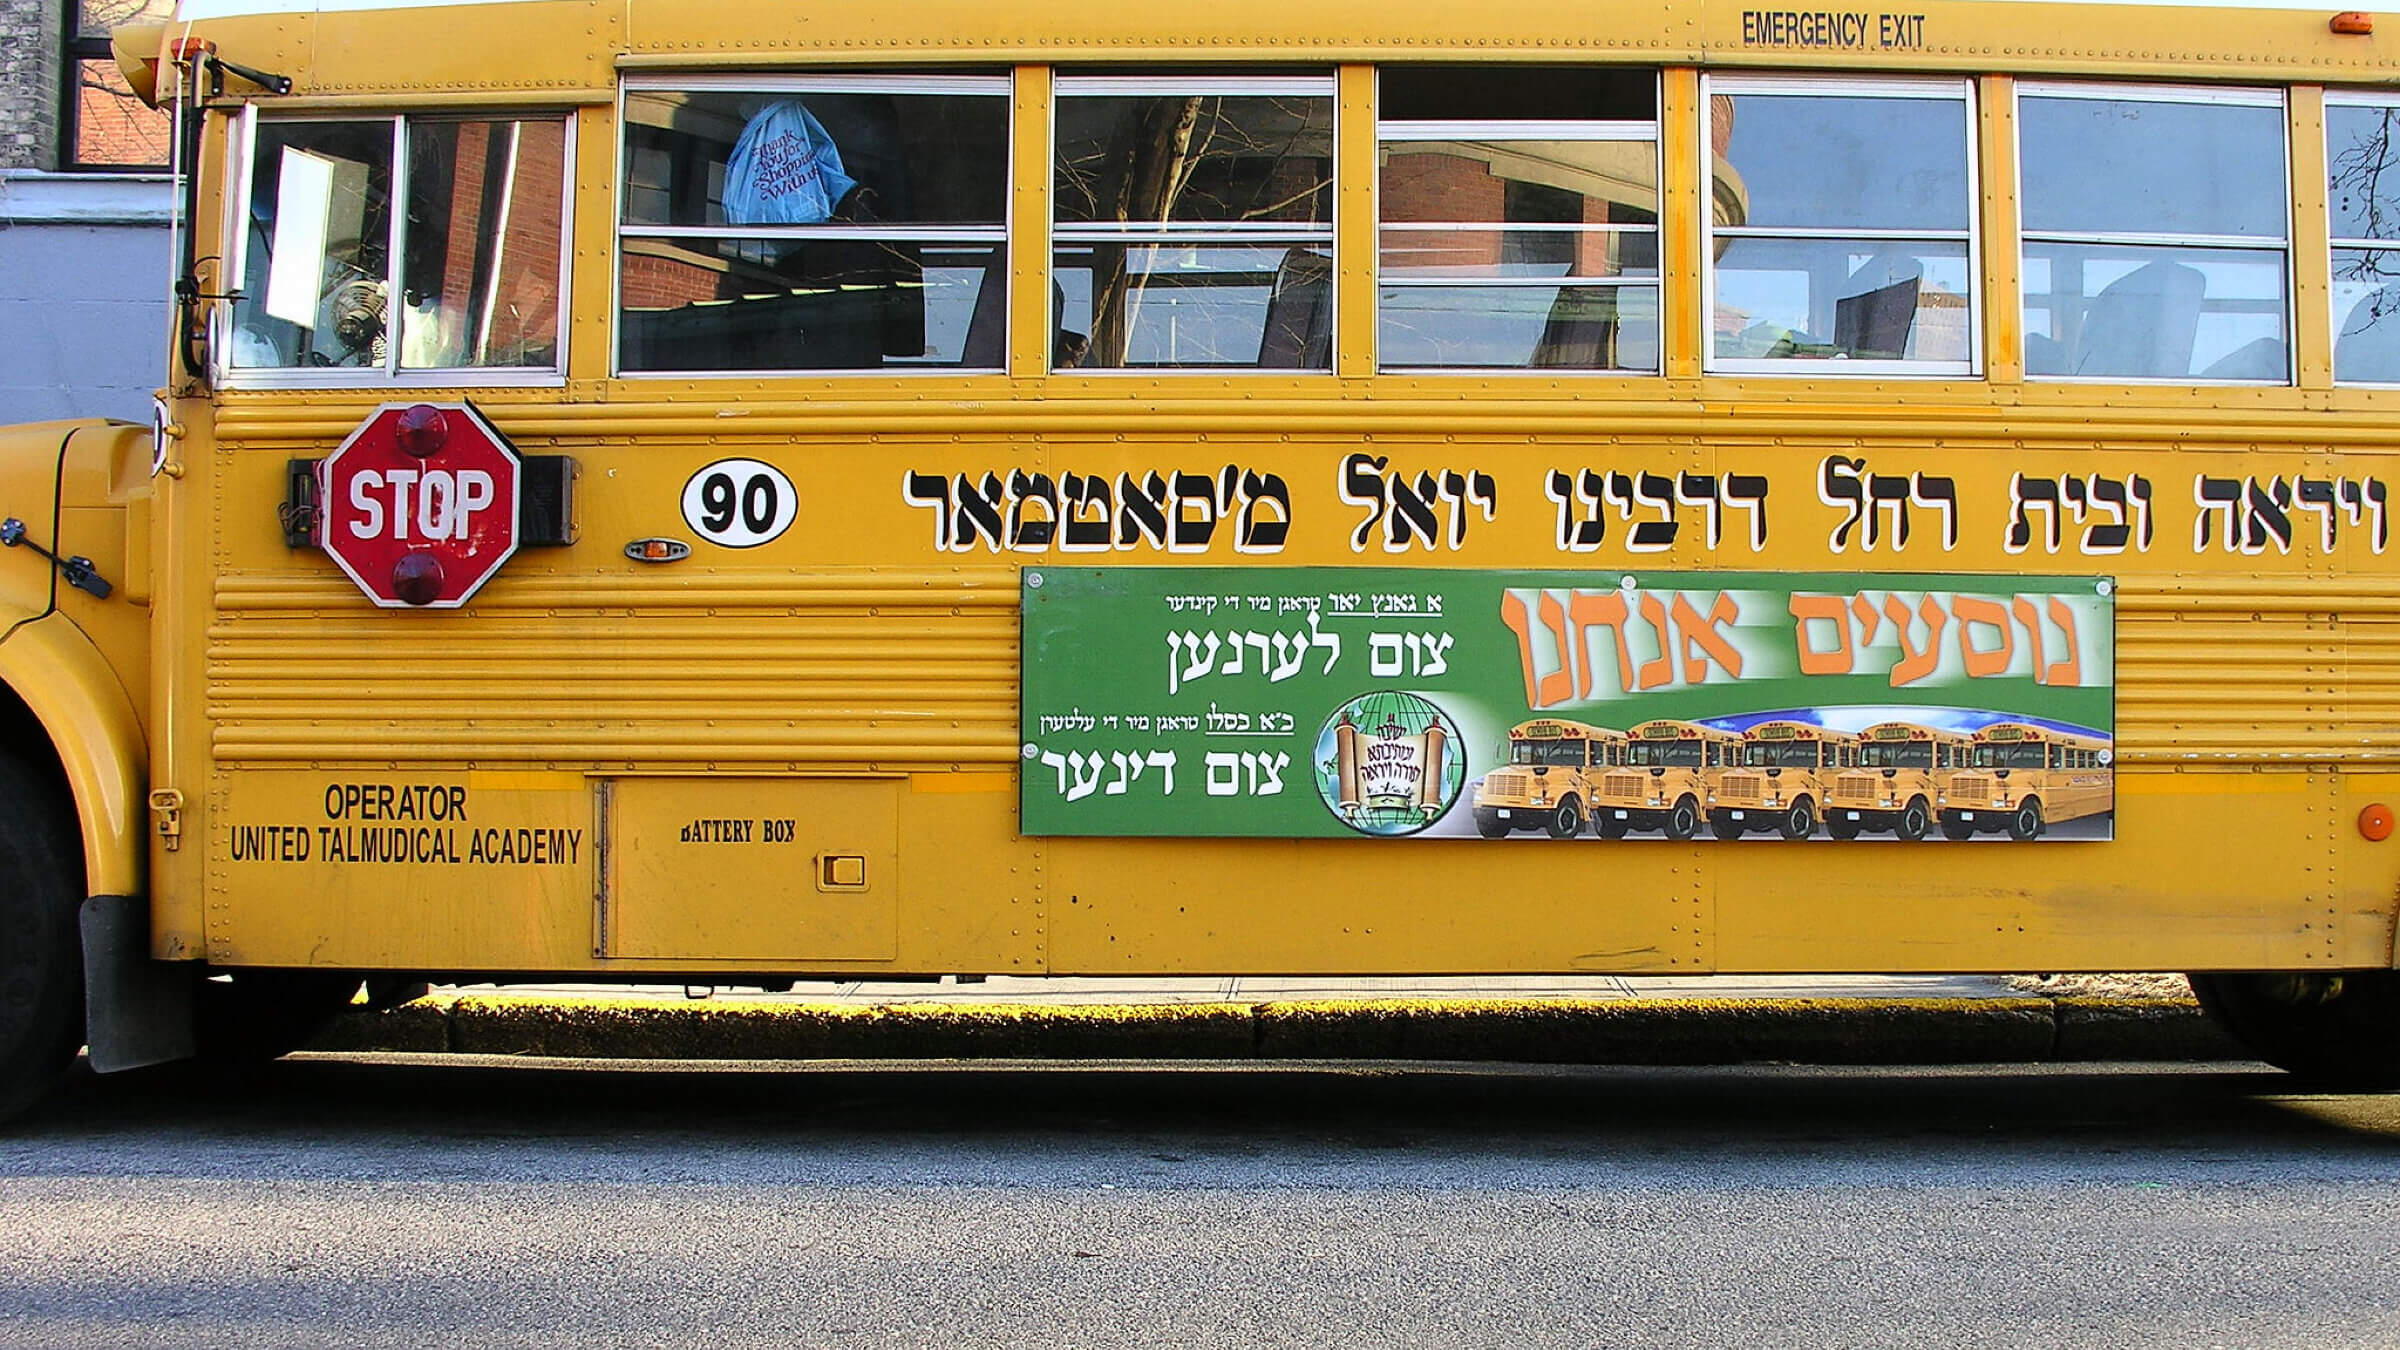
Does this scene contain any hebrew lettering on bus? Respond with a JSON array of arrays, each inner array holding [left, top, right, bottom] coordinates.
[[1498, 587, 1755, 709], [1818, 456, 1958, 553], [1340, 453, 1497, 553], [2005, 472, 2154, 556], [1787, 590, 2094, 688], [902, 465, 1291, 555], [1545, 468, 1770, 554], [2193, 473, 2388, 555], [1164, 612, 1344, 695]]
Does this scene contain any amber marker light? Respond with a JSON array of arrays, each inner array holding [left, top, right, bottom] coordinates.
[[2361, 803, 2395, 841], [2332, 11, 2374, 34]]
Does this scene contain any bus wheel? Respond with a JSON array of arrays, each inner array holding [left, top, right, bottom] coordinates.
[[1473, 808, 1509, 839], [0, 752, 83, 1124], [1597, 816, 1629, 840], [2191, 972, 2400, 1089], [1663, 796, 1701, 841], [1897, 798, 1932, 842], [1779, 798, 1817, 840], [2007, 799, 2044, 841], [1707, 810, 1744, 841], [1546, 799, 1584, 839], [1827, 817, 1861, 840], [1939, 816, 1976, 842]]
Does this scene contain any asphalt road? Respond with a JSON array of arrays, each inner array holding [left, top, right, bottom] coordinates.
[[3, 1056, 2398, 1348]]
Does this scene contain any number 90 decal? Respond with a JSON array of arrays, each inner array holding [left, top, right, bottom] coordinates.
[[681, 458, 797, 548]]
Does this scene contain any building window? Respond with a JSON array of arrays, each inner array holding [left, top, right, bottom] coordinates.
[[2328, 94, 2400, 384], [1053, 75, 1335, 371], [1705, 75, 1979, 375], [2019, 84, 2290, 383], [1376, 67, 1660, 372], [617, 75, 1010, 374], [227, 114, 569, 380], [64, 1, 174, 171]]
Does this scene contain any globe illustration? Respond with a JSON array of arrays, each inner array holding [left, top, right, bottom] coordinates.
[[1313, 690, 1468, 837]]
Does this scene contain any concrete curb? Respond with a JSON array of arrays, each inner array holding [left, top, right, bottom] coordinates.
[[307, 993, 2245, 1065]]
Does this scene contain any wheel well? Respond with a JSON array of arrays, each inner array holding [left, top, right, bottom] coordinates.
[[0, 681, 84, 894]]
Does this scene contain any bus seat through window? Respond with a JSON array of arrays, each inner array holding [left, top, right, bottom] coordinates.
[[1257, 248, 1332, 369], [2338, 286, 2400, 383], [2076, 259, 2204, 377]]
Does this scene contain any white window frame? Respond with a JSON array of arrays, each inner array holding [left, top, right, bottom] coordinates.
[[1051, 73, 1338, 374], [2324, 90, 2400, 387], [1702, 73, 1982, 379], [1374, 71, 1665, 376], [220, 109, 573, 391], [2015, 80, 2293, 386], [613, 71, 1015, 379]]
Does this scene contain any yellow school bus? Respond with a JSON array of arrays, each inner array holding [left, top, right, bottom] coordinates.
[[1709, 721, 1860, 840], [1940, 724, 2116, 842], [1472, 719, 1626, 838], [14, 0, 2400, 1117], [1828, 721, 1975, 841], [1592, 720, 1741, 840]]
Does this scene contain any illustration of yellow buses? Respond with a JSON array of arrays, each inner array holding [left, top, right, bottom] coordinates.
[[1939, 724, 2115, 841], [1471, 719, 1625, 838], [1709, 721, 1860, 840], [1828, 722, 1975, 841], [1593, 721, 1741, 840]]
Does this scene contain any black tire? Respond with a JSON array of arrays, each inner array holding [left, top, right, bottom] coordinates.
[[0, 752, 84, 1125], [1473, 808, 1509, 839], [1778, 797, 1817, 840], [194, 970, 363, 1063], [1545, 799, 1584, 840], [2191, 972, 2400, 1088], [1708, 810, 1745, 841], [1940, 816, 1976, 841], [1897, 797, 1932, 842], [1597, 815, 1629, 840], [2007, 798, 2044, 842], [1827, 817, 1861, 840], [1663, 796, 1700, 841]]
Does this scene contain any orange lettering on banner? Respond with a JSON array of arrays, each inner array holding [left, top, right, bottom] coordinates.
[[1790, 593, 1854, 676], [1568, 589, 1632, 699], [1884, 594, 1950, 687], [1953, 595, 2014, 678], [1675, 592, 1746, 684]]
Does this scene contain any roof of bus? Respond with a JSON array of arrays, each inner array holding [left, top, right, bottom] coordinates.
[[152, 0, 2400, 100], [1743, 719, 1858, 740], [1862, 720, 1974, 740], [1629, 718, 1739, 738], [1511, 718, 1627, 739], [1974, 721, 2111, 744]]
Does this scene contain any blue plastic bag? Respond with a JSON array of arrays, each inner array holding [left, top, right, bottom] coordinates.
[[723, 100, 859, 226]]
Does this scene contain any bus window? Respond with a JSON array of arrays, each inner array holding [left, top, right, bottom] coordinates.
[[1053, 76, 1335, 370], [1971, 743, 2049, 770], [2020, 85, 2289, 382], [1625, 740, 1706, 768], [2328, 96, 2400, 384], [617, 76, 1010, 374], [1375, 67, 1660, 372], [231, 116, 567, 379], [1704, 76, 1976, 373], [1510, 739, 1591, 766], [1861, 742, 1935, 770]]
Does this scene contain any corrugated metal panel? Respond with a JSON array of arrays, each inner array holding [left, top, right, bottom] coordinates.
[[207, 571, 1021, 766], [2118, 581, 2400, 764]]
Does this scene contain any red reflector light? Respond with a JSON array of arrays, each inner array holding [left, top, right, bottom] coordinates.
[[394, 404, 450, 459], [2362, 803, 2394, 841], [391, 551, 445, 606], [2333, 10, 2373, 33]]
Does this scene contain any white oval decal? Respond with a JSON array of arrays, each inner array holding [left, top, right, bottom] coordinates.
[[681, 459, 797, 549]]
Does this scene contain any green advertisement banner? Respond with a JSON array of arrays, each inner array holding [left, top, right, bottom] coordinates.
[[1020, 568, 2115, 841]]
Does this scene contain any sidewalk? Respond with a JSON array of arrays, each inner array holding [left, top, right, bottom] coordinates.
[[310, 973, 2246, 1067]]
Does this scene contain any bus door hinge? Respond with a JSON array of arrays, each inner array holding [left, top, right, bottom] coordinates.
[[149, 789, 184, 852]]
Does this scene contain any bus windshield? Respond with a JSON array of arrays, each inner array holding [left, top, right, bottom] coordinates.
[[1625, 741, 1707, 768], [1738, 741, 1819, 768], [1510, 741, 1588, 767], [1860, 743, 1934, 770], [1972, 744, 2049, 769]]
